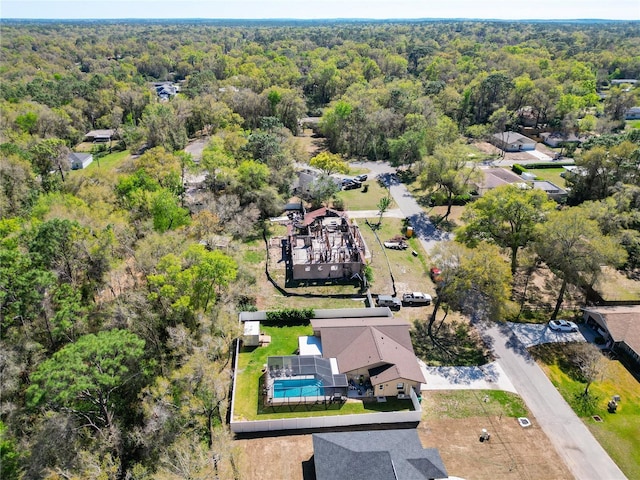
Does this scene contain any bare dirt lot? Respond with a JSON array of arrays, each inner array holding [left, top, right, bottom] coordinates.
[[234, 414, 572, 480]]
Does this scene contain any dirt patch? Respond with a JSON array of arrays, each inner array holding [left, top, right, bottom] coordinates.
[[185, 137, 207, 162], [297, 129, 327, 157], [418, 417, 572, 480], [235, 434, 314, 480], [511, 265, 584, 318], [234, 415, 572, 480], [595, 266, 640, 301]]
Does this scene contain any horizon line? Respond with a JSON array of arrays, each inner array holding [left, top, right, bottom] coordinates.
[[2, 17, 638, 22]]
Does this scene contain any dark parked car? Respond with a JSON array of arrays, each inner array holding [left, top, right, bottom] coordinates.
[[355, 174, 368, 182], [343, 180, 362, 190], [383, 241, 408, 250]]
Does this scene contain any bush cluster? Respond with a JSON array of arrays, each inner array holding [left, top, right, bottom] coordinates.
[[265, 307, 314, 326]]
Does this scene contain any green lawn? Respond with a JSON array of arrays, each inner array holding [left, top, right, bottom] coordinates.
[[595, 266, 640, 301], [531, 343, 640, 479], [233, 324, 414, 421], [422, 390, 528, 420], [526, 167, 567, 188], [82, 150, 131, 173], [336, 179, 395, 211], [356, 217, 434, 295]]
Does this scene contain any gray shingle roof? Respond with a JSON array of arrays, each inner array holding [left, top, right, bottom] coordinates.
[[69, 152, 92, 162], [313, 429, 448, 480]]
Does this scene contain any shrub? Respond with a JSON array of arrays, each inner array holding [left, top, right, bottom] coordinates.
[[332, 196, 345, 211], [363, 264, 374, 283], [265, 307, 314, 326], [512, 164, 526, 175], [572, 392, 599, 416], [523, 162, 575, 169]]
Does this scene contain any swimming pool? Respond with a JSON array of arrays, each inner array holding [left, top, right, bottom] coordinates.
[[273, 378, 324, 398]]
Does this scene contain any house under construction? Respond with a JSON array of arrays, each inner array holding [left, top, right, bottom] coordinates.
[[285, 207, 367, 282]]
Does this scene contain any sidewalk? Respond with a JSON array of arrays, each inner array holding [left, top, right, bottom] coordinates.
[[346, 208, 404, 218]]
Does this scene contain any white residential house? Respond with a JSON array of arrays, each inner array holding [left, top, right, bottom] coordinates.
[[540, 132, 589, 148], [624, 107, 640, 120], [491, 131, 537, 152]]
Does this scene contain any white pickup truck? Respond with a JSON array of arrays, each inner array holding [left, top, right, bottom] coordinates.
[[402, 292, 432, 305]]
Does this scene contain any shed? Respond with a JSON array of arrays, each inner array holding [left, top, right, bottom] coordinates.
[[243, 321, 260, 347], [69, 152, 94, 170]]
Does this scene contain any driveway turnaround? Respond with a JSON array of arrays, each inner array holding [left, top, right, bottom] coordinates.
[[419, 360, 517, 393], [507, 322, 586, 348], [480, 321, 627, 480]]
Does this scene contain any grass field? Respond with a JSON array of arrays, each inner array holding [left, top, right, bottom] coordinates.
[[531, 343, 640, 479], [526, 167, 566, 188], [356, 217, 435, 297], [79, 149, 131, 174], [233, 324, 414, 421], [595, 266, 640, 301], [335, 178, 395, 211], [422, 390, 528, 420]]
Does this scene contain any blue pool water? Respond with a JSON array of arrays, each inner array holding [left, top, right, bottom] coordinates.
[[273, 378, 324, 398]]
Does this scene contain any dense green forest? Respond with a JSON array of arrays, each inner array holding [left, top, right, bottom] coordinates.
[[1, 20, 639, 479]]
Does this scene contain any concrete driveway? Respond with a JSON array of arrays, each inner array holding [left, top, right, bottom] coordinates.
[[507, 322, 586, 348], [419, 360, 517, 393]]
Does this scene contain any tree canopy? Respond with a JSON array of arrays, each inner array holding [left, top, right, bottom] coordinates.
[[457, 184, 556, 273]]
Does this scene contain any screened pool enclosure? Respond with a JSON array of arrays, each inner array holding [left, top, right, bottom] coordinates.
[[265, 355, 348, 406]]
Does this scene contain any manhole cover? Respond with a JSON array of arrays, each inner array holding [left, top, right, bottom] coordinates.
[[592, 415, 603, 422], [517, 417, 532, 427]]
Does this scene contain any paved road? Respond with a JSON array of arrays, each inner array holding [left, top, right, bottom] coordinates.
[[352, 161, 451, 254], [480, 322, 627, 480], [352, 160, 627, 480]]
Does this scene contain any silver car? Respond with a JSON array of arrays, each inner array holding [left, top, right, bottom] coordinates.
[[548, 319, 579, 332]]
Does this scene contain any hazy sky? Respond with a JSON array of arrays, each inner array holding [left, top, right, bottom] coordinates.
[[2, 0, 639, 20]]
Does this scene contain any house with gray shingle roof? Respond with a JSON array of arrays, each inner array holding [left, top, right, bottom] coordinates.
[[625, 106, 640, 120], [313, 429, 448, 480], [491, 131, 537, 152]]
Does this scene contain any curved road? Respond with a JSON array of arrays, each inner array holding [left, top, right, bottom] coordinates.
[[353, 161, 451, 254], [354, 160, 627, 480]]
